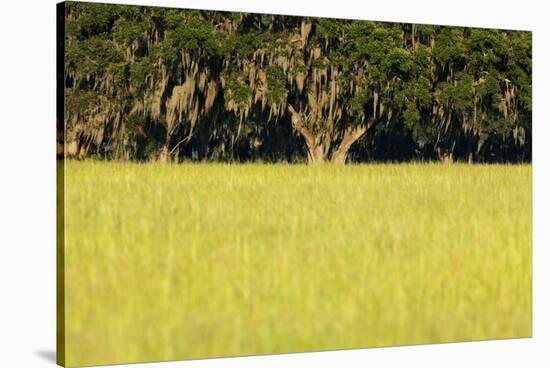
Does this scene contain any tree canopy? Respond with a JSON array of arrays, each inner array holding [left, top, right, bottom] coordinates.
[[60, 2, 532, 163]]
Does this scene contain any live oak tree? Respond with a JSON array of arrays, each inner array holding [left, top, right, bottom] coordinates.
[[61, 3, 531, 163]]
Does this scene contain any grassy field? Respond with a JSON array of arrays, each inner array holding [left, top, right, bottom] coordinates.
[[62, 161, 532, 366]]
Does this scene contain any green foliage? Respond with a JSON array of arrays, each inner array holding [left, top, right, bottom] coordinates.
[[403, 101, 421, 125], [125, 112, 143, 136], [316, 18, 345, 39], [348, 93, 368, 118], [130, 58, 155, 86], [312, 57, 329, 70], [113, 18, 148, 46], [63, 3, 531, 163], [66, 90, 97, 114], [108, 63, 130, 86], [66, 36, 123, 74], [432, 27, 467, 66], [265, 66, 287, 103], [467, 29, 507, 69], [167, 12, 221, 55], [68, 2, 121, 37], [223, 69, 252, 108], [143, 139, 160, 159], [451, 72, 475, 111], [229, 31, 275, 57], [150, 41, 178, 63]]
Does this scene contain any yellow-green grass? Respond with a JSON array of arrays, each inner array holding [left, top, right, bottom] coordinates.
[[62, 161, 532, 366]]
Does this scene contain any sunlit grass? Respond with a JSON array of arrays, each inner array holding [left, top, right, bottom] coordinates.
[[63, 161, 532, 366]]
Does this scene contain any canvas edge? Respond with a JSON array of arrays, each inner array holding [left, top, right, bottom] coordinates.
[[56, 1, 67, 367]]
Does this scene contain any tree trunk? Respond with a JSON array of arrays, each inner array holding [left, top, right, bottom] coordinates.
[[288, 104, 368, 164], [330, 150, 348, 164], [306, 142, 329, 163], [466, 136, 474, 164], [78, 139, 90, 159], [330, 125, 367, 163], [157, 144, 169, 162], [288, 105, 328, 163], [303, 133, 330, 163]]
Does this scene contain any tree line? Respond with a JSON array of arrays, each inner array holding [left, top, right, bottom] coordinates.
[[60, 2, 532, 163]]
